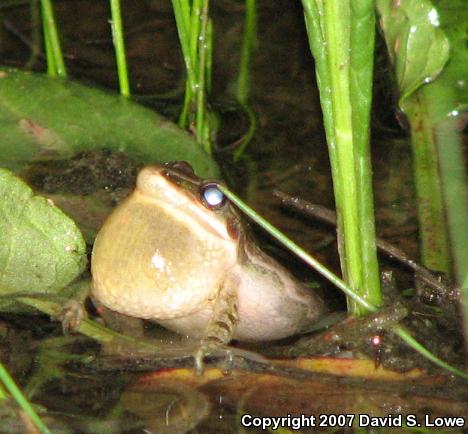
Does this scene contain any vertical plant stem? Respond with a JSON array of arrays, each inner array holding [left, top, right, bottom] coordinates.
[[405, 95, 451, 274], [40, 0, 66, 77], [349, 0, 381, 311], [42, 19, 55, 76], [172, 0, 213, 153], [172, 0, 195, 127], [323, 1, 360, 293], [189, 0, 202, 90], [205, 19, 213, 94], [236, 0, 256, 105], [375, 0, 454, 277], [433, 115, 468, 345], [179, 82, 191, 128], [196, 0, 210, 150], [302, 0, 381, 315], [26, 0, 41, 69], [110, 0, 130, 97], [377, 0, 467, 348], [233, 0, 257, 160]]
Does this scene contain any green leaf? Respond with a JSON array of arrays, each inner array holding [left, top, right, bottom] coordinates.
[[0, 169, 87, 310], [376, 0, 450, 108], [428, 0, 468, 118], [0, 68, 219, 178]]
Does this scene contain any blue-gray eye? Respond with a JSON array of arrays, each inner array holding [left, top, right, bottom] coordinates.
[[200, 183, 226, 209]]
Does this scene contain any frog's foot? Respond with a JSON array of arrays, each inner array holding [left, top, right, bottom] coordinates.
[[193, 341, 270, 375], [194, 340, 234, 375], [55, 299, 87, 334]]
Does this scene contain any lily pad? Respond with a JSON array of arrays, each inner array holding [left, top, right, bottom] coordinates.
[[0, 168, 87, 311], [0, 68, 219, 177]]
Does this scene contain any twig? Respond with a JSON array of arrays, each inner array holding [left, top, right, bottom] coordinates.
[[273, 190, 460, 300]]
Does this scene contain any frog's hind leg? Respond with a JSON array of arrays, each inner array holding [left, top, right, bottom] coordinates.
[[194, 275, 239, 373]]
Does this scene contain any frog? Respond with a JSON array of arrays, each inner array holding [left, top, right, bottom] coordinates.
[[91, 161, 325, 365]]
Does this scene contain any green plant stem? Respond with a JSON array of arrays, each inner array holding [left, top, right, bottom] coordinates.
[[234, 0, 257, 160], [179, 83, 191, 128], [26, 0, 41, 69], [205, 19, 213, 94], [172, 0, 212, 153], [236, 0, 256, 105], [17, 296, 156, 350], [40, 0, 66, 77], [405, 96, 451, 274], [376, 0, 467, 361], [376, 0, 455, 278], [233, 104, 257, 161], [0, 362, 51, 434], [302, 0, 381, 315], [322, 1, 361, 297], [42, 20, 55, 76], [349, 0, 381, 312], [433, 115, 468, 346], [172, 0, 196, 127], [219, 184, 468, 380], [109, 0, 130, 97], [189, 0, 202, 89], [393, 325, 468, 379], [196, 0, 209, 150]]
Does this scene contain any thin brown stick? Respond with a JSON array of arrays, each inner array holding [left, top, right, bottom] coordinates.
[[273, 190, 460, 301]]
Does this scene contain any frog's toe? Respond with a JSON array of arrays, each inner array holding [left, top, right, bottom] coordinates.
[[193, 342, 233, 375], [193, 344, 215, 375], [193, 343, 271, 375], [194, 346, 208, 375], [194, 350, 204, 375], [56, 299, 87, 333]]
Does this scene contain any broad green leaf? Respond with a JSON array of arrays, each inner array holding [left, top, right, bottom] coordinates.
[[428, 0, 468, 119], [376, 0, 450, 109], [0, 168, 87, 310], [0, 68, 219, 177]]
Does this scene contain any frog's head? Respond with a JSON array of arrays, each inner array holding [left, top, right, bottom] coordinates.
[[135, 162, 243, 244]]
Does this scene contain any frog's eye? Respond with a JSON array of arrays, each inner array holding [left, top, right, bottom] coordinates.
[[199, 182, 226, 209]]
